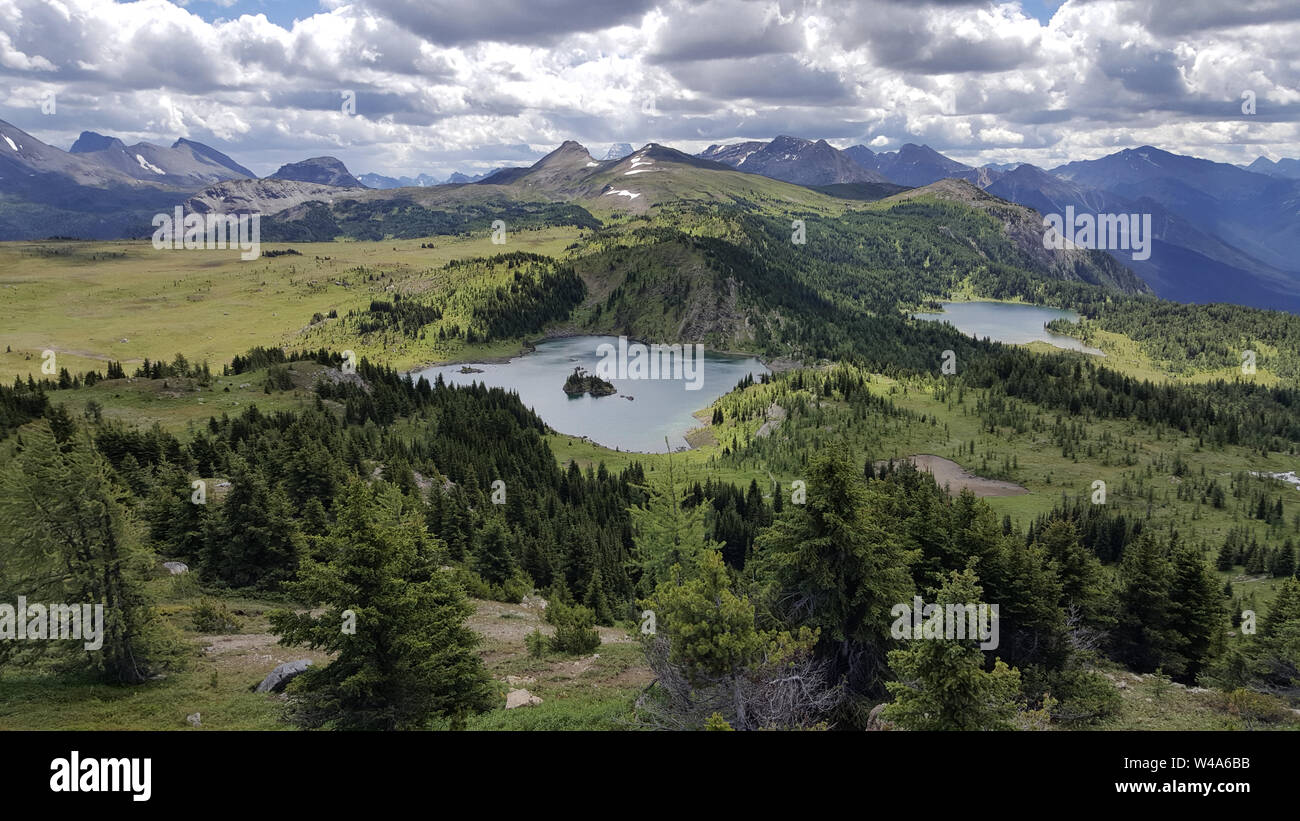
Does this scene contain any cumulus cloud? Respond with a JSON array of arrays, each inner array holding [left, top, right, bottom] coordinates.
[[647, 0, 806, 63], [0, 0, 1293, 176]]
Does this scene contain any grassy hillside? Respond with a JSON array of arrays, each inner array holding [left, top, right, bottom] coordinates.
[[0, 228, 585, 382]]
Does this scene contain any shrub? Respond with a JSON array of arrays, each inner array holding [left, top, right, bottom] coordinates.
[[704, 712, 734, 731], [547, 599, 601, 655], [451, 566, 530, 604], [169, 572, 201, 599], [1217, 688, 1294, 727], [525, 629, 548, 658], [451, 566, 492, 600], [491, 572, 531, 605], [191, 598, 243, 633], [1048, 669, 1122, 725]]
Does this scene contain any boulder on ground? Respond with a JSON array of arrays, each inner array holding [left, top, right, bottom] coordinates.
[[254, 659, 313, 693], [162, 561, 189, 575], [865, 703, 894, 731], [505, 688, 542, 709]]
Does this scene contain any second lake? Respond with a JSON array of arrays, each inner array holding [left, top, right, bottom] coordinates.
[[912, 301, 1104, 355]]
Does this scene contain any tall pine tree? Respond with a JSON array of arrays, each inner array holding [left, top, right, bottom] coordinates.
[[270, 481, 494, 729]]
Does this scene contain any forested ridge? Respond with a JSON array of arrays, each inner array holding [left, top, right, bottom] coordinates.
[[261, 199, 600, 243]]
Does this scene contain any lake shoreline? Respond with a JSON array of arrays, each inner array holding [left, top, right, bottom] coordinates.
[[405, 328, 793, 375], [913, 299, 1105, 356], [409, 334, 768, 452]]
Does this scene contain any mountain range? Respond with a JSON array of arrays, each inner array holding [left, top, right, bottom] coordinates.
[[1243, 156, 1300, 180], [698, 136, 1300, 311], [1, 113, 1297, 311], [358, 168, 511, 188], [700, 135, 891, 185], [65, 130, 255, 186]]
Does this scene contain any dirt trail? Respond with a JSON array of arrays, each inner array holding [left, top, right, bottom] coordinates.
[[469, 598, 635, 646], [879, 454, 1028, 497], [197, 597, 647, 697]]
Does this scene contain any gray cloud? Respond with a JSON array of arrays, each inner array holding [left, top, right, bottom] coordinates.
[[666, 54, 853, 103], [358, 0, 657, 45], [1095, 42, 1187, 97], [1121, 0, 1300, 35], [648, 0, 806, 63]]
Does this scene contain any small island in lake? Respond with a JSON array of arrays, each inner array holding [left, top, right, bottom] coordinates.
[[563, 366, 616, 397], [458, 365, 485, 374]]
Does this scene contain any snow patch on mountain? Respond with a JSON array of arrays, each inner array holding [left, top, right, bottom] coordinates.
[[135, 154, 165, 175]]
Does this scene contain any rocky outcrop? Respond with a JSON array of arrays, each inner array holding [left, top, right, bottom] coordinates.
[[505, 689, 542, 709]]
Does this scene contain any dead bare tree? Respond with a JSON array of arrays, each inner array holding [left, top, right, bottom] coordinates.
[[633, 635, 842, 730], [1064, 605, 1106, 655]]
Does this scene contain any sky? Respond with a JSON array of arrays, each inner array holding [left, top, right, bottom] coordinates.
[[0, 0, 1296, 179]]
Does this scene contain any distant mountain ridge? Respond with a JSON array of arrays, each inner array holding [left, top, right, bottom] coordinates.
[[1051, 146, 1300, 282], [700, 135, 889, 185], [359, 169, 508, 188], [603, 143, 634, 160], [697, 134, 1300, 310], [269, 156, 364, 188], [846, 143, 1002, 187], [1244, 156, 1300, 179], [2, 112, 1299, 312], [66, 130, 253, 186]]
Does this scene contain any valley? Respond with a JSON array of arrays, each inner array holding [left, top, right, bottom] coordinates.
[[3, 131, 1300, 736]]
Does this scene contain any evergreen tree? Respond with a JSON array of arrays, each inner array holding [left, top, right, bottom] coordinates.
[[1270, 540, 1295, 578], [0, 421, 178, 684], [883, 566, 1022, 731], [270, 481, 493, 729], [1245, 545, 1266, 575], [753, 448, 917, 703], [1216, 539, 1236, 571], [628, 454, 720, 594], [648, 550, 769, 728], [546, 598, 602, 654], [142, 462, 209, 561], [988, 539, 1070, 671], [202, 456, 304, 589], [1260, 578, 1300, 638], [1168, 541, 1224, 682], [1037, 519, 1111, 627], [584, 564, 615, 625], [472, 518, 519, 587], [1112, 531, 1183, 676]]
